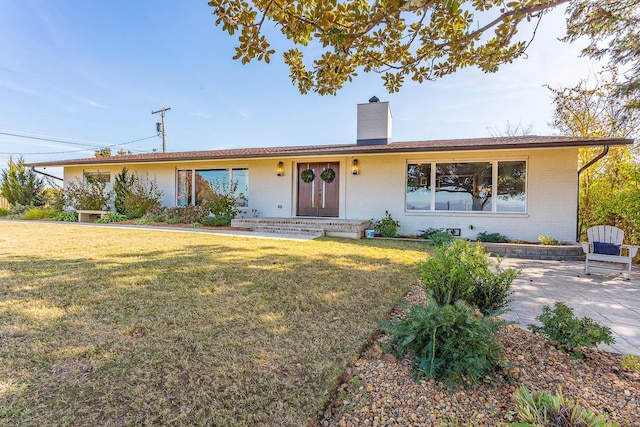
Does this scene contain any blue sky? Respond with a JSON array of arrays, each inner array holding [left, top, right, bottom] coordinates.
[[0, 1, 605, 177]]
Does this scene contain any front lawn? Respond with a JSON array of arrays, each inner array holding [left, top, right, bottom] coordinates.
[[0, 222, 430, 426]]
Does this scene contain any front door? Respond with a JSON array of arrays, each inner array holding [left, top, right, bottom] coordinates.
[[297, 162, 339, 217]]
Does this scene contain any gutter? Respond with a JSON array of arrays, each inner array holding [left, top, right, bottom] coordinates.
[[576, 145, 610, 241], [31, 167, 64, 183]]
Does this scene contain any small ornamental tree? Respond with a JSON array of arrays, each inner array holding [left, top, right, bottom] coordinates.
[[0, 156, 46, 207]]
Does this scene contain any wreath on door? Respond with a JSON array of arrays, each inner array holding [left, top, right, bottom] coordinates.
[[320, 168, 336, 183], [300, 169, 315, 183]]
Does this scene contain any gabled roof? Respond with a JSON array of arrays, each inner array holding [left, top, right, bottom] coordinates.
[[26, 135, 632, 167]]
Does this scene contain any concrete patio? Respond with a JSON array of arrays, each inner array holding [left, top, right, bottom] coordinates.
[[501, 258, 640, 356]]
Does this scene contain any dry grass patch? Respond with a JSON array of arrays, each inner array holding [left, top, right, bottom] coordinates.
[[0, 222, 430, 426]]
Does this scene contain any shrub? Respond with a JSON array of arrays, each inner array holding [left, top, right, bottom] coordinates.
[[0, 208, 8, 216], [419, 227, 444, 239], [166, 215, 182, 224], [22, 207, 58, 220], [43, 187, 64, 211], [163, 206, 209, 224], [120, 173, 163, 219], [51, 211, 78, 222], [133, 217, 154, 225], [622, 355, 640, 372], [203, 180, 240, 219], [6, 204, 30, 218], [429, 231, 455, 247], [64, 175, 113, 210], [379, 299, 507, 390], [202, 216, 233, 227], [506, 385, 616, 427], [476, 231, 510, 243], [528, 302, 614, 358], [538, 235, 560, 245], [372, 210, 399, 237], [95, 212, 128, 223], [419, 240, 517, 314], [189, 222, 202, 228]]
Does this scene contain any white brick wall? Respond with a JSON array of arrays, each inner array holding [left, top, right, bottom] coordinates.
[[62, 146, 579, 242]]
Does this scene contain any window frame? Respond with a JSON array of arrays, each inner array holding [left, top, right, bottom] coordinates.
[[405, 158, 528, 214], [176, 167, 249, 208], [83, 171, 111, 185]]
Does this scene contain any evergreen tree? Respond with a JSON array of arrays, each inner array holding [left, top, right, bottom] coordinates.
[[0, 156, 45, 207]]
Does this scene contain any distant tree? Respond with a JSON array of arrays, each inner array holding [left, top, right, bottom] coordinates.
[[95, 147, 112, 157], [0, 156, 45, 207], [209, 0, 639, 96], [488, 121, 535, 137], [563, 0, 640, 108], [547, 68, 640, 242], [116, 149, 133, 156]]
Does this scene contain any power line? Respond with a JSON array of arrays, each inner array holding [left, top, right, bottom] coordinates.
[[0, 133, 159, 155]]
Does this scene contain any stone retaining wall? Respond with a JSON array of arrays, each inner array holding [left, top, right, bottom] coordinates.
[[481, 242, 585, 261]]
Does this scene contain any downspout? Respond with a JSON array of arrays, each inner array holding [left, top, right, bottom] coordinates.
[[576, 145, 609, 241]]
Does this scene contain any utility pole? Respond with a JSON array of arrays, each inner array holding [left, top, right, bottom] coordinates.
[[152, 107, 171, 153]]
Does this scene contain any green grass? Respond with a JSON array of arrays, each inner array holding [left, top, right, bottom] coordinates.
[[0, 222, 430, 426]]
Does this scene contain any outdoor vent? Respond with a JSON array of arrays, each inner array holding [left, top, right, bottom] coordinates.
[[356, 98, 392, 146]]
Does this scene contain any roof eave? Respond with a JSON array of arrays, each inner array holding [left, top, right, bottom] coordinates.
[[25, 137, 633, 168]]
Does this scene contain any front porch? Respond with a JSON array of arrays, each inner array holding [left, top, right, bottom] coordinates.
[[231, 217, 371, 239]]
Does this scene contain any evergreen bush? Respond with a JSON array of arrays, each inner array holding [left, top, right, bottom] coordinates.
[[419, 240, 517, 314], [379, 298, 507, 390], [528, 302, 614, 358], [476, 231, 510, 243], [372, 211, 399, 237]]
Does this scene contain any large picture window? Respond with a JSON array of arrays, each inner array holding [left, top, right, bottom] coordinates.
[[177, 168, 248, 207], [406, 160, 526, 213], [436, 162, 492, 211]]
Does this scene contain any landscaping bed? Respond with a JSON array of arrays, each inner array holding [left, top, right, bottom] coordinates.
[[320, 287, 640, 426]]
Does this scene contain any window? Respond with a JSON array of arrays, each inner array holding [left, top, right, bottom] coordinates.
[[177, 170, 192, 206], [436, 162, 492, 211], [84, 172, 111, 184], [497, 161, 526, 212], [177, 168, 248, 207], [406, 160, 526, 213], [406, 164, 431, 210]]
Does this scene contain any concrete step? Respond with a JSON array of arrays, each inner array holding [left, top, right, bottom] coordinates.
[[253, 225, 326, 236]]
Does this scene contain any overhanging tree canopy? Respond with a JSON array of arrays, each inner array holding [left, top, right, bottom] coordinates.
[[208, 0, 639, 98]]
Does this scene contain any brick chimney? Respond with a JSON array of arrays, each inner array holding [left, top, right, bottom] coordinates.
[[357, 96, 392, 146]]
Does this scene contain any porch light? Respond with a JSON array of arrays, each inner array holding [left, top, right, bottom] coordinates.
[[276, 161, 285, 176], [351, 159, 360, 175]]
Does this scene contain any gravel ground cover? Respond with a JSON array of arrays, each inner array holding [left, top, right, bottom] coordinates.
[[320, 288, 640, 427]]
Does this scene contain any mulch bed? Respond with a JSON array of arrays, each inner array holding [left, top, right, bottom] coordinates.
[[318, 288, 639, 427]]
